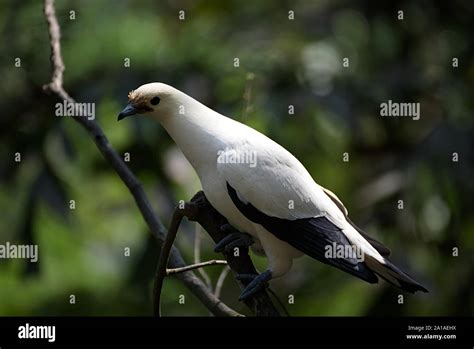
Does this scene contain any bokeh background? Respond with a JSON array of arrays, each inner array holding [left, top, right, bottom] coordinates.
[[0, 0, 473, 316]]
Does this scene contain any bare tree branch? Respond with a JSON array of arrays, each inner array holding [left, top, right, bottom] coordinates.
[[153, 203, 237, 316], [43, 0, 279, 317], [267, 288, 291, 317], [215, 266, 230, 299], [187, 192, 280, 316], [42, 0, 240, 317], [153, 206, 185, 316], [153, 207, 184, 316], [167, 260, 228, 276], [154, 203, 242, 317], [153, 194, 280, 316], [194, 225, 212, 289]]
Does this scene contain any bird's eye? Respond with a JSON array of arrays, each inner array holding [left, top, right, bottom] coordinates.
[[150, 96, 160, 105]]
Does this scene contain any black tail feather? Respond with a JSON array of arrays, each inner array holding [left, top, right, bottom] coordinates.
[[367, 257, 428, 293]]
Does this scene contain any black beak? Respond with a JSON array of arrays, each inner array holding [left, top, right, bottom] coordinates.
[[118, 103, 140, 121]]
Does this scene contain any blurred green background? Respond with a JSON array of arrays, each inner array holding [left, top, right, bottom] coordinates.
[[0, 0, 473, 316]]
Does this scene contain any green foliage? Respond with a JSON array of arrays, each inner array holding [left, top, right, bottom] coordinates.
[[0, 0, 473, 316]]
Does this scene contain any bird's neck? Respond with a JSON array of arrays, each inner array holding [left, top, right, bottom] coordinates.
[[159, 102, 230, 176]]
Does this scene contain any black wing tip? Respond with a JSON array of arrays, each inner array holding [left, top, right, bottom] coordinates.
[[380, 260, 429, 294], [400, 280, 429, 294]]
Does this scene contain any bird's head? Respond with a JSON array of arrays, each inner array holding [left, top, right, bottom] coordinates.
[[117, 82, 181, 121]]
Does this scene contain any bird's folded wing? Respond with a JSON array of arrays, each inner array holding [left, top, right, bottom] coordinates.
[[217, 146, 339, 221], [217, 147, 383, 282], [319, 185, 391, 257], [225, 181, 378, 283]]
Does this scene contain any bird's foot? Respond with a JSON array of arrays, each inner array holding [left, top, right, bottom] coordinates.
[[236, 270, 273, 301], [214, 224, 254, 253]]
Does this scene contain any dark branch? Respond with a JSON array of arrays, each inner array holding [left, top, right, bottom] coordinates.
[[42, 0, 240, 317], [154, 194, 280, 316], [187, 192, 280, 316], [153, 207, 185, 316], [166, 260, 228, 276], [154, 203, 242, 317]]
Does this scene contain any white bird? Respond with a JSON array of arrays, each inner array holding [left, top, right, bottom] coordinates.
[[118, 83, 428, 300]]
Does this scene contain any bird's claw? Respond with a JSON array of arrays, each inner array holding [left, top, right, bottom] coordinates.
[[236, 270, 272, 301], [214, 227, 253, 253]]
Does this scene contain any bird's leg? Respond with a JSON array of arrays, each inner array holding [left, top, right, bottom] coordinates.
[[236, 270, 273, 301], [214, 224, 254, 253]]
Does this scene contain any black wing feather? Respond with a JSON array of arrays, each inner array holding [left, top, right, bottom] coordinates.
[[227, 183, 378, 283], [322, 188, 391, 257]]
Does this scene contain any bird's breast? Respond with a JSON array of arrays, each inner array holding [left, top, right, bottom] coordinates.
[[199, 171, 258, 237]]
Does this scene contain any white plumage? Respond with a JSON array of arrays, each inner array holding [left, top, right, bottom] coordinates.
[[119, 82, 427, 299]]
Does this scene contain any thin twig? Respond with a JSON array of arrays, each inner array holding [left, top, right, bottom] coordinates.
[[166, 260, 228, 276], [153, 207, 185, 317], [268, 288, 291, 317], [214, 266, 231, 299], [154, 203, 242, 317], [42, 0, 241, 317], [241, 72, 255, 119], [194, 225, 212, 289]]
